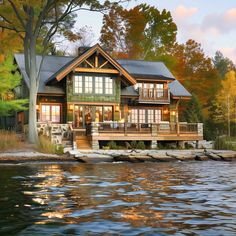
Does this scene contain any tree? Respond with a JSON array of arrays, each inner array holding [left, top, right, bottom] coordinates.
[[0, 0, 121, 144], [181, 94, 203, 123], [100, 4, 177, 59], [213, 51, 235, 78], [0, 55, 27, 116], [215, 71, 236, 137]]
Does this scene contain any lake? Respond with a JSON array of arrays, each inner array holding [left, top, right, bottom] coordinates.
[[0, 161, 236, 235]]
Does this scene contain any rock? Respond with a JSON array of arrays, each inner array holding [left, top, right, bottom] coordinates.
[[113, 154, 140, 163], [74, 154, 113, 163], [205, 152, 221, 161], [216, 153, 236, 161], [148, 154, 176, 162], [195, 154, 209, 161], [134, 155, 156, 162], [166, 152, 195, 161]]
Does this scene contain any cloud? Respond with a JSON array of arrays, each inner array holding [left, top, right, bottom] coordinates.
[[202, 8, 236, 33], [220, 47, 236, 63], [173, 5, 198, 21]]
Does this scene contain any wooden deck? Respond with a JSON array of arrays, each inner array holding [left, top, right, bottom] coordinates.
[[89, 122, 203, 142]]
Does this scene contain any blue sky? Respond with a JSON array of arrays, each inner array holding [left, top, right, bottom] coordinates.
[[71, 0, 236, 63]]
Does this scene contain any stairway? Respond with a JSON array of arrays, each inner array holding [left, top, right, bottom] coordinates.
[[76, 136, 91, 150]]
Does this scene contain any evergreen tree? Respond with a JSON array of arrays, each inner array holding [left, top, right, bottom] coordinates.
[[181, 94, 203, 123]]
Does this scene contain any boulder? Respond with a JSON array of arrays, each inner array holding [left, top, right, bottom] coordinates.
[[166, 152, 195, 161], [148, 154, 176, 162], [195, 154, 209, 161], [204, 152, 222, 161], [75, 153, 113, 163], [216, 153, 236, 161], [133, 155, 157, 162]]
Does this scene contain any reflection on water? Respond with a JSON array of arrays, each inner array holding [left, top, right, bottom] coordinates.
[[0, 162, 236, 235]]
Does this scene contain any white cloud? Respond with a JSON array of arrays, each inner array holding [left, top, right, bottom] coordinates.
[[173, 5, 198, 21], [202, 8, 236, 33], [220, 47, 236, 63]]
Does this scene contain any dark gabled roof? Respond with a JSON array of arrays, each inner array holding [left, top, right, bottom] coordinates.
[[14, 54, 74, 94], [117, 59, 175, 80], [120, 81, 191, 98], [169, 80, 191, 97]]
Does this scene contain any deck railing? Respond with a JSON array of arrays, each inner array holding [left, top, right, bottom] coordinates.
[[90, 122, 200, 136], [138, 88, 169, 102]]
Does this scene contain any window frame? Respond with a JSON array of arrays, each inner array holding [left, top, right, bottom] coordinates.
[[40, 103, 61, 123]]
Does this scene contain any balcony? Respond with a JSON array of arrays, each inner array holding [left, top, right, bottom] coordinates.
[[138, 88, 170, 103]]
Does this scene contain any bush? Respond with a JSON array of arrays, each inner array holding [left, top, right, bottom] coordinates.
[[107, 141, 117, 149], [130, 141, 137, 149], [136, 141, 145, 150], [37, 135, 61, 154], [0, 130, 20, 151]]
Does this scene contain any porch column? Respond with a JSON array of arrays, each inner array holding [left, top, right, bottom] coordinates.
[[151, 140, 158, 149], [91, 122, 99, 149]]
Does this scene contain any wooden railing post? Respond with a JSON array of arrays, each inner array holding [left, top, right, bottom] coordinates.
[[177, 122, 180, 135]]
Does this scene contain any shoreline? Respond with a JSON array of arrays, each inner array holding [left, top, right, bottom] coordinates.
[[0, 149, 236, 164]]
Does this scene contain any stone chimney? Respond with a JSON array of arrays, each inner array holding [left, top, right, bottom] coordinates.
[[78, 46, 91, 56]]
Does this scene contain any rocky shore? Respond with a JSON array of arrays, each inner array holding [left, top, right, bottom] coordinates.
[[1, 149, 236, 164], [67, 149, 236, 163]]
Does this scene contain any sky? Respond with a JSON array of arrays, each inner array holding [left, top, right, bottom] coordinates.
[[71, 0, 236, 63]]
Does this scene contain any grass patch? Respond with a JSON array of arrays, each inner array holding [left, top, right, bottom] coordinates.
[[214, 136, 236, 151], [0, 130, 20, 151], [37, 135, 64, 155]]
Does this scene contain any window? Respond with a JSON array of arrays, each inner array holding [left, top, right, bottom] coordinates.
[[84, 76, 93, 93], [104, 106, 113, 121], [139, 109, 146, 123], [95, 77, 103, 94], [41, 104, 61, 123], [155, 109, 162, 123], [148, 109, 154, 123], [74, 76, 83, 93], [156, 84, 164, 97], [105, 77, 113, 94], [129, 109, 138, 123]]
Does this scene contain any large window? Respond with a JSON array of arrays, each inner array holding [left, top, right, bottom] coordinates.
[[41, 104, 61, 123], [95, 77, 103, 94], [129, 108, 162, 124], [74, 76, 83, 93], [156, 84, 164, 97], [105, 77, 113, 94], [84, 76, 93, 93], [74, 75, 113, 95]]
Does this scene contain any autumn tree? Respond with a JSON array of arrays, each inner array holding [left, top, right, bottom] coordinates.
[[100, 4, 177, 59], [214, 71, 236, 137], [0, 55, 27, 116], [0, 0, 122, 144]]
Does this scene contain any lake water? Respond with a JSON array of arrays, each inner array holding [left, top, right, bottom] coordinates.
[[0, 161, 236, 236]]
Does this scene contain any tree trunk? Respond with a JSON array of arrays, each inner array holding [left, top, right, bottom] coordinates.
[[227, 95, 231, 138], [28, 82, 38, 144]]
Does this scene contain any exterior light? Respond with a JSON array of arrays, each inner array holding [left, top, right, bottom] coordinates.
[[163, 109, 168, 114], [115, 104, 120, 112], [36, 105, 39, 110], [171, 111, 176, 116], [69, 104, 74, 111]]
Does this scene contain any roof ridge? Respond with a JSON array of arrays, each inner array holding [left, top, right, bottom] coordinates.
[[117, 58, 164, 64], [14, 53, 75, 59]]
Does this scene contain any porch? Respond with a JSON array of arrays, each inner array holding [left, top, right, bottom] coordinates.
[[86, 122, 203, 149]]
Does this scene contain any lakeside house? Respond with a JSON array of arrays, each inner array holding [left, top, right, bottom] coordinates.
[[12, 44, 203, 149]]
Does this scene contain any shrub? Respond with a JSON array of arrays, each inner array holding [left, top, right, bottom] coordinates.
[[130, 141, 137, 149], [214, 136, 236, 151], [136, 141, 145, 150], [107, 141, 117, 149], [37, 135, 57, 154], [0, 130, 20, 151]]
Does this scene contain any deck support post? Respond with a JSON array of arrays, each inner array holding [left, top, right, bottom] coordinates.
[[91, 122, 99, 149], [151, 140, 158, 149]]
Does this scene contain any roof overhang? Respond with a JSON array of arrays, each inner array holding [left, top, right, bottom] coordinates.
[[46, 44, 136, 86]]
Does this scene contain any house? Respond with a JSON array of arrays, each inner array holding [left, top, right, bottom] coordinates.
[[14, 44, 203, 149]]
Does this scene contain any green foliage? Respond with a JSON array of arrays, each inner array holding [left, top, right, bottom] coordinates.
[[130, 140, 137, 149], [214, 136, 236, 151], [107, 141, 117, 149], [0, 55, 28, 116], [181, 94, 203, 123], [136, 141, 145, 150]]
